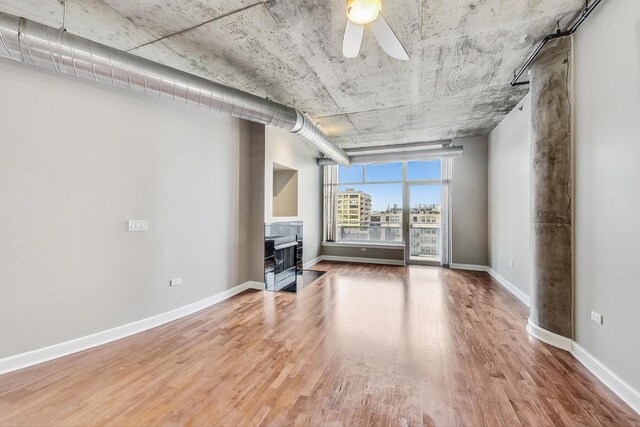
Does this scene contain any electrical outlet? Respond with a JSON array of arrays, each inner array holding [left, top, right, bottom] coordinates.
[[170, 278, 182, 287], [591, 311, 603, 324], [361, 247, 367, 252]]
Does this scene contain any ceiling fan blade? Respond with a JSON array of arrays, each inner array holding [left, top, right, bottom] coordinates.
[[343, 20, 364, 58], [370, 15, 410, 61]]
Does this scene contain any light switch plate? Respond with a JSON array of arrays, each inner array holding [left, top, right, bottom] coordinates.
[[591, 311, 603, 324], [128, 220, 148, 231], [170, 278, 182, 287]]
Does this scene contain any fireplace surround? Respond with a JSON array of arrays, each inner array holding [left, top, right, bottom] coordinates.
[[264, 221, 303, 292]]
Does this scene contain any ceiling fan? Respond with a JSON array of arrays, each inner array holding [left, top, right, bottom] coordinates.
[[342, 0, 410, 61]]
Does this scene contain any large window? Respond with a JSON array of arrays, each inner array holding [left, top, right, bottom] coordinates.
[[329, 161, 444, 258], [335, 163, 403, 244]]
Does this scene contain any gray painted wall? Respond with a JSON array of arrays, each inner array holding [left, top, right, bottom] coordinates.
[[574, 0, 640, 391], [452, 137, 489, 266], [241, 121, 266, 284], [488, 95, 532, 298], [0, 59, 255, 357], [264, 127, 323, 263]]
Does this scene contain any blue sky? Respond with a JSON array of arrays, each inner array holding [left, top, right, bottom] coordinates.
[[338, 161, 441, 211]]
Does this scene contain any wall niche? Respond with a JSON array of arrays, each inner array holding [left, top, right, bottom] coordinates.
[[272, 162, 298, 217]]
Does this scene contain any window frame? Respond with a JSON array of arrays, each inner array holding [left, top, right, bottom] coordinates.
[[329, 161, 444, 250]]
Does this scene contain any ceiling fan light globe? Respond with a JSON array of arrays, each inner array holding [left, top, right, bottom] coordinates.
[[346, 0, 382, 25]]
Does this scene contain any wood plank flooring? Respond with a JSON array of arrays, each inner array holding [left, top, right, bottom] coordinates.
[[0, 262, 638, 426]]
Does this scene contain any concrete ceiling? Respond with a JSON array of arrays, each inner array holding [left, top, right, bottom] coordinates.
[[0, 0, 585, 148]]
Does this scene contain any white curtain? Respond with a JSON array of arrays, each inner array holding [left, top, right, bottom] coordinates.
[[440, 158, 453, 266], [323, 165, 338, 242]]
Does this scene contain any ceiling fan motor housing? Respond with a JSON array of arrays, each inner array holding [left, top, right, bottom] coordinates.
[[346, 0, 382, 25]]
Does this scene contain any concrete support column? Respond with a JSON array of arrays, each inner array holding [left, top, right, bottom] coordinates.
[[528, 37, 573, 346]]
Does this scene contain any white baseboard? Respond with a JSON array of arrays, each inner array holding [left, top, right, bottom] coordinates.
[[450, 263, 489, 272], [245, 281, 264, 290], [525, 321, 640, 415], [0, 281, 260, 376], [487, 268, 531, 307], [303, 257, 323, 269], [526, 317, 573, 351], [320, 255, 405, 266], [571, 343, 640, 415]]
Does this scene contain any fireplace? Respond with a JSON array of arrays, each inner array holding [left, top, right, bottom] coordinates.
[[264, 221, 303, 292]]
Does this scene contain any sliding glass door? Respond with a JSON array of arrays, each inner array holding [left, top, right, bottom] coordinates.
[[403, 161, 445, 266], [407, 184, 442, 264]]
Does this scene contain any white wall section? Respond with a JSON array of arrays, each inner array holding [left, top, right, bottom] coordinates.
[[488, 94, 532, 300], [573, 0, 640, 393]]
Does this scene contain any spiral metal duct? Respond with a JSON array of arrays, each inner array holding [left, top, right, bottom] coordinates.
[[0, 12, 350, 165], [317, 145, 464, 166]]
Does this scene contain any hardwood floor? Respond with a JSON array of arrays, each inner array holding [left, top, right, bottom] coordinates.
[[0, 262, 638, 426]]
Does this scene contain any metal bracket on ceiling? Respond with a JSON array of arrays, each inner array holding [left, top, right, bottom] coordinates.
[[59, 1, 67, 31], [265, 83, 271, 102]]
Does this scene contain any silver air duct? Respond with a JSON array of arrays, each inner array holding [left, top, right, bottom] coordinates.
[[317, 145, 464, 166], [0, 13, 350, 166]]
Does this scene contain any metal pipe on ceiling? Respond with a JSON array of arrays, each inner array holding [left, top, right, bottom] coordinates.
[[510, 0, 604, 86], [317, 145, 463, 166], [343, 139, 452, 155], [0, 12, 351, 165]]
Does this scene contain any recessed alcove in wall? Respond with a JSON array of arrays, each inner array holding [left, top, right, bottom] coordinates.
[[273, 163, 299, 217]]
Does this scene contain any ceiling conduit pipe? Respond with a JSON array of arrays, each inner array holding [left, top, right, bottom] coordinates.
[[0, 12, 351, 165], [510, 0, 603, 86]]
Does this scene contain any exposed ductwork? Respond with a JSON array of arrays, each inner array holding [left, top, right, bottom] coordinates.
[[342, 139, 453, 155], [0, 12, 351, 165], [317, 145, 463, 166]]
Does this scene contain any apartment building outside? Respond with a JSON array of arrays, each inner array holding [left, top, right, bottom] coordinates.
[[337, 188, 372, 225]]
